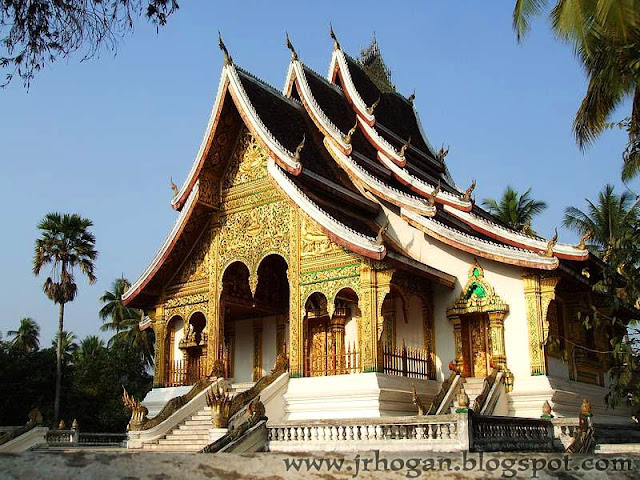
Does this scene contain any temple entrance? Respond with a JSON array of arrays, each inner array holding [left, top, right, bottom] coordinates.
[[460, 314, 490, 378], [220, 255, 289, 383]]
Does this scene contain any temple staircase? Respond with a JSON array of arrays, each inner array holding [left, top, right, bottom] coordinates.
[[141, 382, 253, 452]]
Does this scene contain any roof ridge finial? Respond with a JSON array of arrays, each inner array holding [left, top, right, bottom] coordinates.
[[462, 179, 476, 203], [408, 90, 416, 104], [399, 135, 412, 158], [218, 31, 232, 66], [367, 95, 381, 116], [343, 120, 358, 145], [285, 32, 298, 61], [293, 134, 305, 163], [428, 180, 441, 207], [544, 228, 558, 257], [329, 23, 341, 51]]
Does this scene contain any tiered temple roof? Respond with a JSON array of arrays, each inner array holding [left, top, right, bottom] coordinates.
[[123, 33, 591, 307]]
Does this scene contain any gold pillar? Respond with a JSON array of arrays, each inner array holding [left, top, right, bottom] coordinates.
[[276, 314, 286, 356], [152, 304, 166, 387], [450, 315, 463, 367], [153, 314, 167, 387], [252, 318, 263, 381], [330, 316, 346, 373], [487, 311, 507, 370], [523, 273, 559, 375]]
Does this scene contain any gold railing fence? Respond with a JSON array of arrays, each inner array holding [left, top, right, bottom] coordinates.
[[164, 357, 207, 387]]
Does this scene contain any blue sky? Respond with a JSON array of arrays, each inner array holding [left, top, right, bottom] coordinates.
[[1, 2, 636, 345]]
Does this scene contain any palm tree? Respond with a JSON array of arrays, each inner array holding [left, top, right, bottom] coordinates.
[[51, 331, 79, 365], [513, 1, 640, 177], [7, 317, 40, 353], [33, 212, 97, 427], [482, 186, 548, 235], [76, 335, 106, 363], [99, 276, 154, 367], [563, 184, 639, 257], [99, 277, 139, 333]]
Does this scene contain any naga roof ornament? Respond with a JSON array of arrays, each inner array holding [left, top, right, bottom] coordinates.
[[285, 32, 298, 61], [218, 31, 232, 66], [329, 24, 341, 51]]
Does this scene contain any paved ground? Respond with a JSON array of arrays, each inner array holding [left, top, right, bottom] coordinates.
[[1, 450, 639, 479]]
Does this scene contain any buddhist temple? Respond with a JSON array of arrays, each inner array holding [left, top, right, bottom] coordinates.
[[122, 33, 633, 451]]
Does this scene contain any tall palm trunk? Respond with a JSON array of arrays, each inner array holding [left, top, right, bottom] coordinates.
[[53, 302, 65, 427]]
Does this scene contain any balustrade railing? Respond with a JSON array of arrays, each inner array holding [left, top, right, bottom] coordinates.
[[305, 342, 359, 377], [472, 416, 554, 452], [164, 357, 207, 387], [268, 414, 469, 452], [381, 342, 434, 380]]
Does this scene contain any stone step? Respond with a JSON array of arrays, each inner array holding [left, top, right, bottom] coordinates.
[[164, 433, 210, 441], [142, 443, 203, 451], [596, 443, 640, 454], [157, 439, 208, 446], [183, 420, 212, 428]]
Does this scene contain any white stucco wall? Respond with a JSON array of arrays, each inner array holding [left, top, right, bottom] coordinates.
[[395, 294, 423, 349], [382, 205, 531, 382]]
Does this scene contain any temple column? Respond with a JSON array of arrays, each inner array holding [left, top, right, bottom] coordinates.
[[153, 304, 166, 388], [252, 318, 263, 381], [276, 314, 286, 356], [330, 316, 346, 374], [359, 264, 393, 372], [523, 273, 559, 376], [487, 311, 507, 370], [449, 315, 463, 369]]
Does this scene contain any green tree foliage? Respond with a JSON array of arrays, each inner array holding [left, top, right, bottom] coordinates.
[[513, 1, 640, 179], [100, 277, 155, 367], [33, 212, 98, 426], [563, 185, 640, 411], [482, 186, 548, 235], [0, 336, 152, 432], [1, 0, 179, 87], [7, 317, 40, 353], [563, 184, 639, 257], [51, 331, 79, 365]]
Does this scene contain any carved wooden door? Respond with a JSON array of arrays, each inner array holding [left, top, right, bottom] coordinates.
[[306, 318, 336, 376], [461, 315, 489, 378]]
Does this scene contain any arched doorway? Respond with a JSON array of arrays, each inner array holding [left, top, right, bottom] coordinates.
[[221, 255, 289, 383], [165, 315, 184, 386]]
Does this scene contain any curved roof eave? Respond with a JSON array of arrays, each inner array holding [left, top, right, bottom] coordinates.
[[324, 137, 436, 217], [401, 208, 560, 270], [443, 205, 589, 261]]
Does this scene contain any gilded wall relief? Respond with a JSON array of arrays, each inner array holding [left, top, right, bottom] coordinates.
[[171, 229, 211, 287], [222, 131, 268, 191], [301, 216, 344, 258]]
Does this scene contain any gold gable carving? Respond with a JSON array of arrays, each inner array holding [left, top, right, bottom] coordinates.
[[300, 216, 344, 258], [447, 260, 508, 317]]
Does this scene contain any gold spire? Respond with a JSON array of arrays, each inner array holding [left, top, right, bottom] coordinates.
[[285, 32, 298, 61], [343, 121, 358, 144], [293, 134, 305, 163], [462, 179, 476, 203], [329, 23, 341, 51], [218, 31, 232, 66], [399, 135, 412, 157], [367, 95, 381, 116]]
